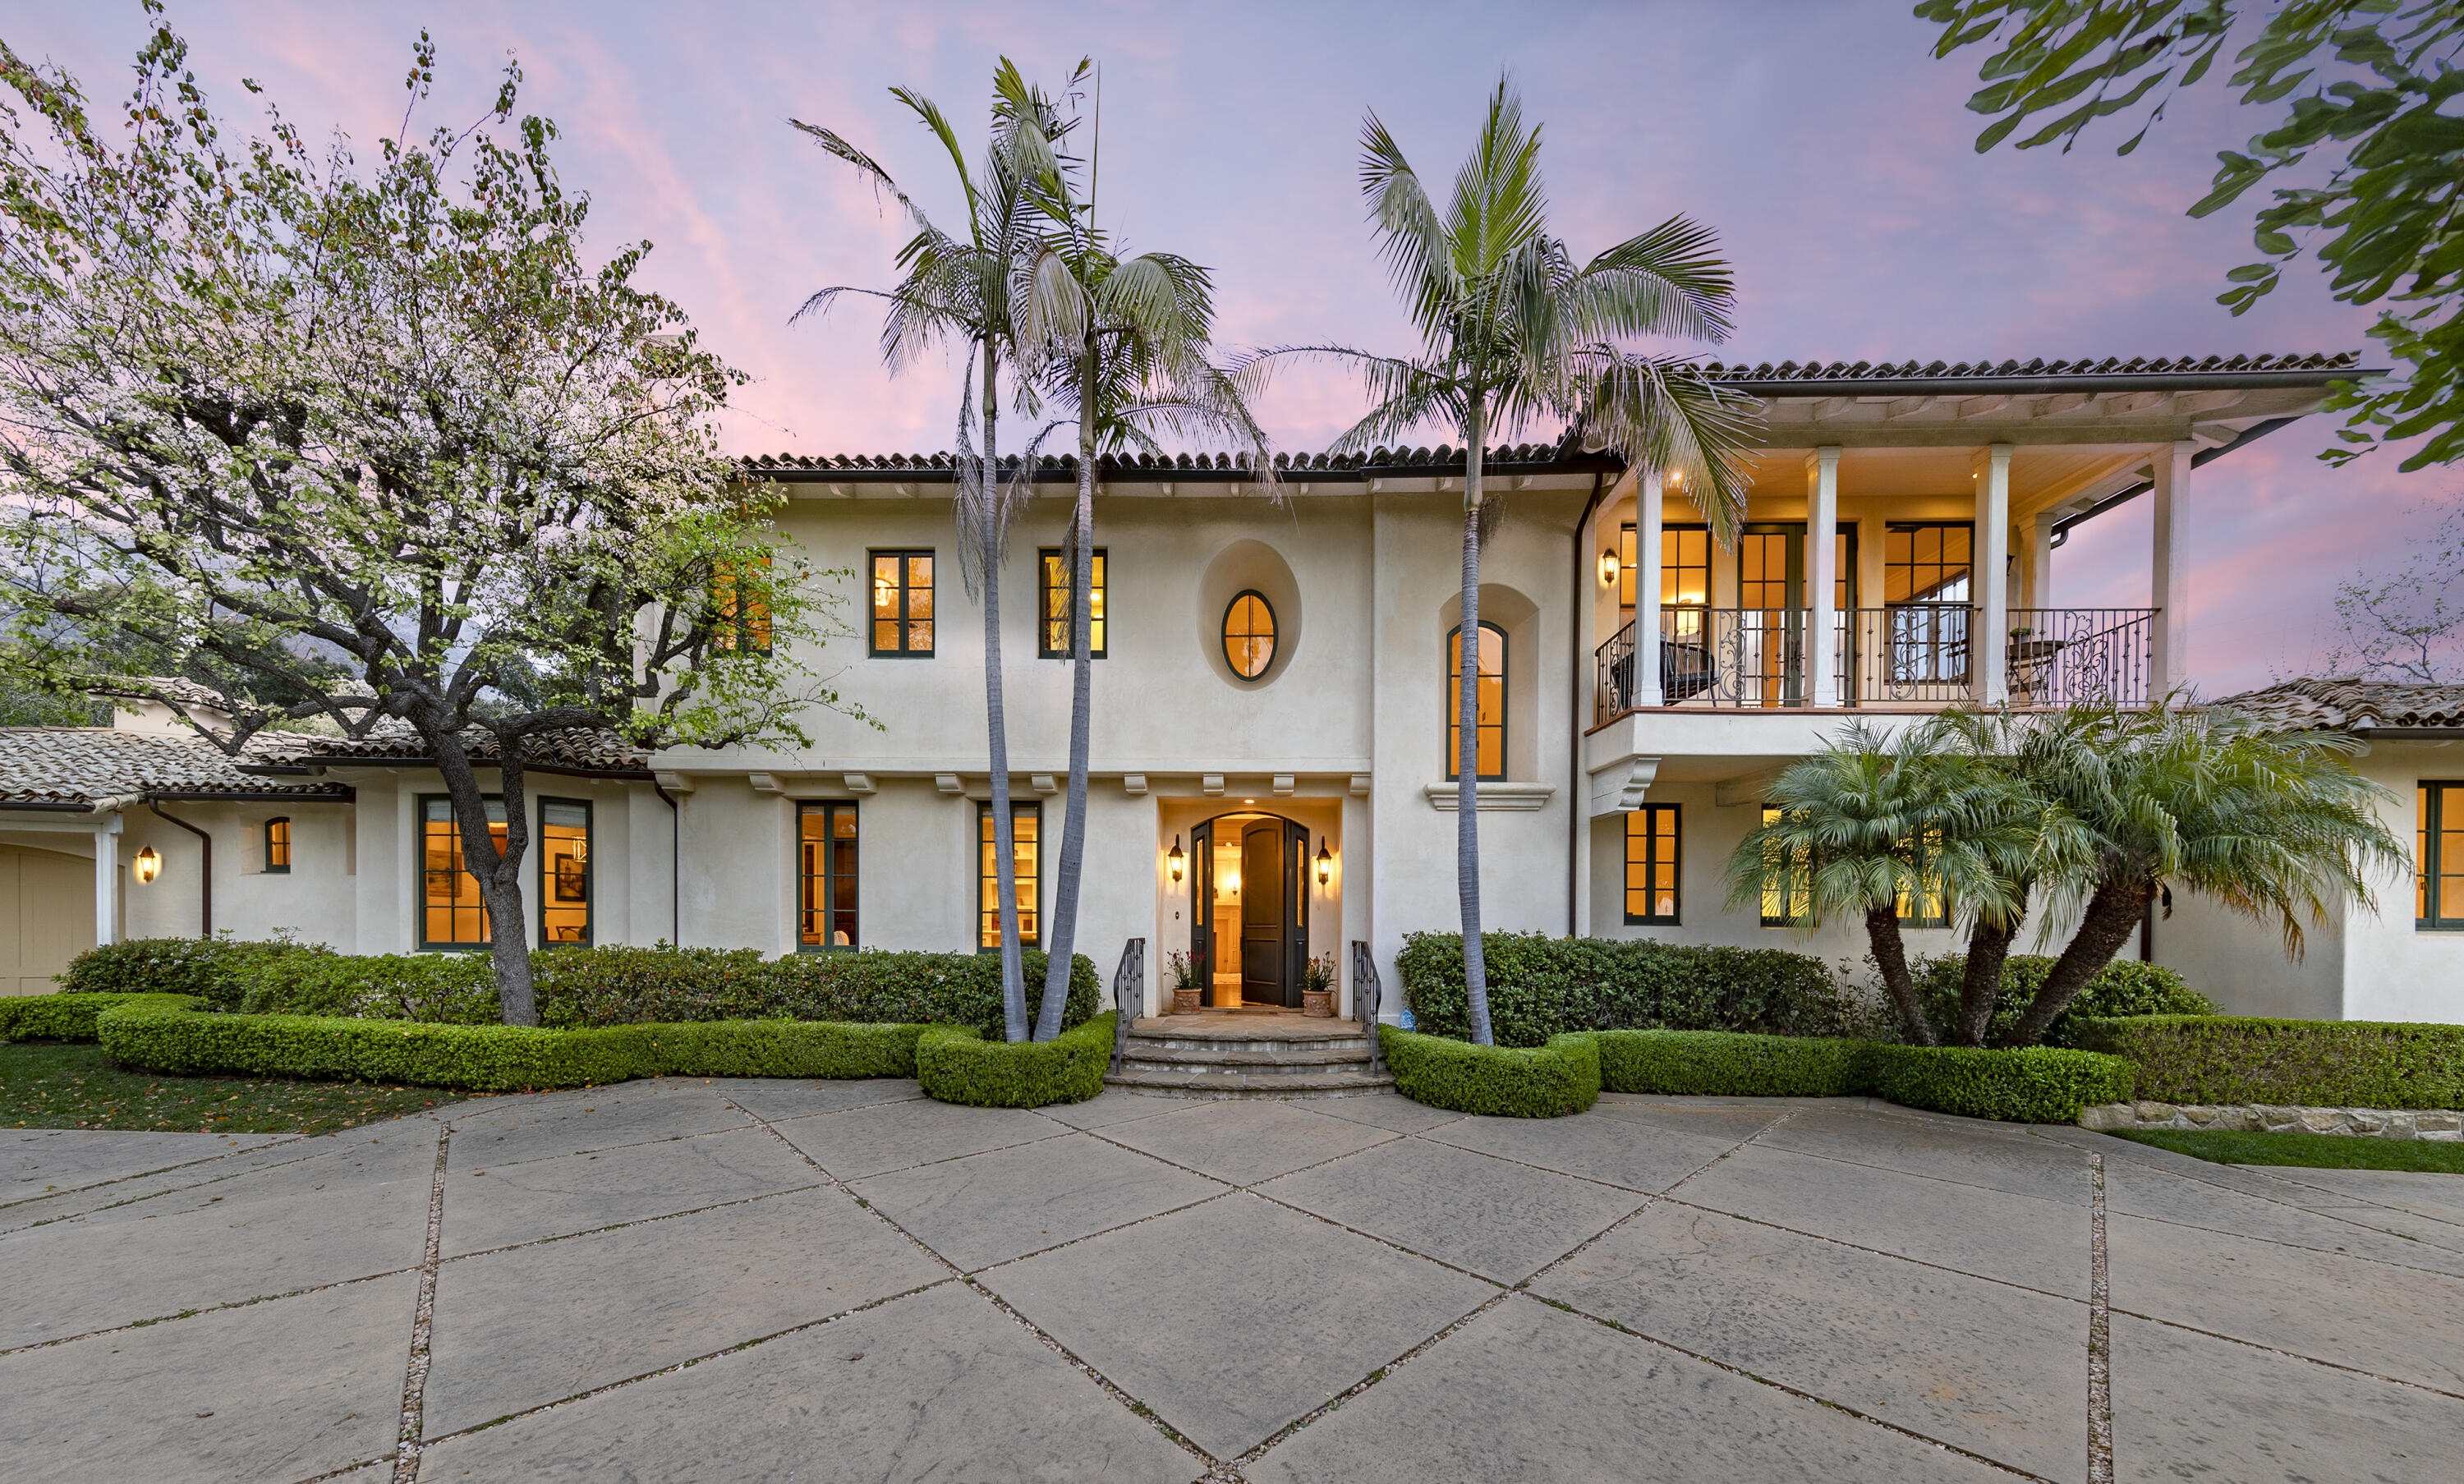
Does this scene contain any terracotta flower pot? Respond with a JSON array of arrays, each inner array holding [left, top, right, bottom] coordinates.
[[1172, 987, 1203, 1013], [1303, 990, 1332, 1018]]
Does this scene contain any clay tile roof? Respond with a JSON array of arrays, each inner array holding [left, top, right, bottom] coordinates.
[[1696, 351, 2362, 384], [0, 728, 352, 809], [2217, 678, 2464, 733], [267, 724, 652, 774]]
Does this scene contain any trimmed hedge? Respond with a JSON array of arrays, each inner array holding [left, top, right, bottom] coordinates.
[[915, 1013, 1116, 1108], [1379, 1027, 1602, 1118], [1912, 954, 2213, 1048], [1865, 1043, 2135, 1123], [0, 992, 201, 1042], [1397, 931, 1854, 1046], [56, 937, 322, 1001], [93, 998, 923, 1092], [2076, 1016, 2464, 1110], [1593, 1028, 1871, 1098]]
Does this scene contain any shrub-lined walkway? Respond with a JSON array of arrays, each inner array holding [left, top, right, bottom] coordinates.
[[3, 1084, 2460, 1481]]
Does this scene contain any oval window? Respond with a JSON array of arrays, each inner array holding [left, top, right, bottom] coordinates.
[[1222, 590, 1277, 680]]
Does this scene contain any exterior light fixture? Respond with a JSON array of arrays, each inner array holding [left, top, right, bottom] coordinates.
[[1597, 548, 1620, 586], [1167, 836, 1184, 884], [133, 845, 163, 884], [1315, 838, 1332, 888], [1665, 467, 1684, 491]]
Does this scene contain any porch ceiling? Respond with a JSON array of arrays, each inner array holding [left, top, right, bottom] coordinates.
[[1729, 443, 2162, 517]]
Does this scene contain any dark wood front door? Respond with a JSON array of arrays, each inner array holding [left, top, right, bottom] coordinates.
[[1239, 820, 1288, 1007]]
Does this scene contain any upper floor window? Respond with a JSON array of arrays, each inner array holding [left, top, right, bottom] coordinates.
[[1446, 622, 1507, 781], [798, 802, 859, 949], [540, 799, 592, 946], [420, 795, 506, 949], [1621, 522, 1710, 618], [979, 801, 1041, 950], [1624, 805, 1680, 924], [1223, 590, 1276, 681], [713, 555, 773, 655], [264, 817, 291, 874], [1885, 522, 1973, 605], [1041, 547, 1107, 658], [870, 550, 935, 656], [2422, 782, 2464, 931], [1758, 804, 1809, 927]]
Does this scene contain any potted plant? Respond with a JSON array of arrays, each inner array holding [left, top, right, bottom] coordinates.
[[1302, 952, 1336, 1018], [1166, 950, 1206, 1013]]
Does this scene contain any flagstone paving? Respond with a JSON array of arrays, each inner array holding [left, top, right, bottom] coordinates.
[[3, 1080, 2462, 1482]]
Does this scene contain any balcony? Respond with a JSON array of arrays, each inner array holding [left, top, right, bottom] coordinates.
[[1594, 604, 2154, 722]]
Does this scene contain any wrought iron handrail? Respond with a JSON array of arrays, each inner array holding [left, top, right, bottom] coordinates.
[[1109, 937, 1144, 1074], [2004, 608, 2154, 707], [1349, 940, 1384, 1075]]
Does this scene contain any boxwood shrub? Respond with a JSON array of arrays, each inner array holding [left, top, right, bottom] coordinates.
[[1912, 954, 2213, 1048], [1593, 1028, 1873, 1097], [93, 997, 924, 1092], [0, 991, 201, 1042], [1379, 1027, 1602, 1117], [56, 936, 324, 1003], [2076, 1016, 2464, 1110], [1865, 1043, 2135, 1123], [915, 1013, 1116, 1108], [1396, 931, 1852, 1046]]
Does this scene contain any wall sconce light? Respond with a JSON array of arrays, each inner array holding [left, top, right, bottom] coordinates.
[[1664, 466, 1685, 491], [1597, 548, 1620, 586], [1315, 838, 1332, 888], [1166, 835, 1184, 884], [133, 845, 163, 884]]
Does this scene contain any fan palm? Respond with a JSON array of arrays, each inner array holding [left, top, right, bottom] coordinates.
[[1012, 156, 1277, 1041], [1256, 77, 1763, 1044], [793, 61, 1078, 1041]]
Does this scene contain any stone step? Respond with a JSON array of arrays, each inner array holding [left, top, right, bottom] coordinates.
[[1124, 1033, 1374, 1056], [1118, 1045, 1371, 1073], [1104, 1066, 1396, 1100]]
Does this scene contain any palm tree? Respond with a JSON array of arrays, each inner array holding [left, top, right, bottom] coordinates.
[[1992, 698, 2406, 1047], [1725, 721, 2030, 1045], [793, 61, 1078, 1041], [1258, 78, 1762, 1045], [1012, 147, 1277, 1041]]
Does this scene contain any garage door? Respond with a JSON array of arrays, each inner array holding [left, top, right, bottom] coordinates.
[[1, 843, 95, 996]]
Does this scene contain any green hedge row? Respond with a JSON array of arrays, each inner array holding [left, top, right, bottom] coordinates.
[[93, 998, 923, 1092], [1864, 1043, 2135, 1124], [1379, 1027, 1602, 1118], [2077, 1016, 2464, 1110], [0, 992, 201, 1042], [915, 1013, 1118, 1109], [1910, 954, 2213, 1048], [1591, 1029, 1872, 1098], [1396, 931, 1858, 1047]]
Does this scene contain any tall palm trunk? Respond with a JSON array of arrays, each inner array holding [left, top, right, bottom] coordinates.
[[1863, 904, 1934, 1045], [1457, 397, 1494, 1045], [1998, 871, 2156, 1048], [980, 344, 1029, 1041], [1956, 912, 2023, 1047], [1032, 335, 1101, 1041]]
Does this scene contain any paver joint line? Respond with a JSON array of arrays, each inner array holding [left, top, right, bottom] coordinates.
[[2088, 1151, 2112, 1484], [0, 1133, 305, 1212], [391, 1120, 449, 1484]]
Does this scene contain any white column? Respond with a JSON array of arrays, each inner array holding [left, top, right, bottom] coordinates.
[[2028, 510, 2056, 610], [94, 811, 121, 948], [1634, 467, 1664, 710], [1973, 443, 2012, 705], [1807, 446, 1841, 707], [2149, 440, 2195, 697]]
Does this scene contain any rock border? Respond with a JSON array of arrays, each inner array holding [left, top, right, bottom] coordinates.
[[2080, 1100, 2464, 1140]]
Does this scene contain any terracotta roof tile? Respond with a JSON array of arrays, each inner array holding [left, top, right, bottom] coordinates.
[[2219, 678, 2464, 733], [0, 728, 351, 808]]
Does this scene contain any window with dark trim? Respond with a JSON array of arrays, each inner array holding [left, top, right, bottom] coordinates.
[[868, 550, 935, 655], [1039, 547, 1106, 658], [539, 798, 592, 946], [2422, 782, 2464, 931], [1897, 828, 1949, 928], [798, 802, 859, 950], [1884, 521, 1973, 604], [1222, 590, 1276, 680], [1620, 522, 1712, 620], [978, 801, 1040, 950], [1759, 804, 1809, 927], [1446, 622, 1507, 781], [264, 817, 291, 874], [713, 555, 774, 655], [1624, 805, 1680, 924], [419, 795, 506, 949]]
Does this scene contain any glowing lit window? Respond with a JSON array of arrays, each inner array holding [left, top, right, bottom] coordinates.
[[539, 799, 592, 946], [1446, 622, 1506, 781], [420, 796, 507, 949], [264, 817, 291, 874], [1759, 804, 1809, 927], [1223, 590, 1276, 680], [1040, 547, 1106, 658], [978, 801, 1041, 950], [798, 802, 859, 950], [869, 550, 935, 655], [1623, 805, 1680, 924], [713, 554, 773, 655], [2423, 782, 2464, 931]]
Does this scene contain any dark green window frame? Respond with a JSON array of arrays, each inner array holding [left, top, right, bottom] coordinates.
[[2422, 781, 2464, 931], [868, 549, 935, 657], [1759, 804, 1809, 928], [798, 801, 860, 952], [538, 797, 594, 948], [1623, 804, 1680, 925], [1445, 621, 1508, 782], [1038, 547, 1107, 658], [1897, 829, 1950, 929], [977, 800, 1041, 952], [1222, 589, 1276, 681], [264, 816, 291, 874], [418, 794, 507, 952]]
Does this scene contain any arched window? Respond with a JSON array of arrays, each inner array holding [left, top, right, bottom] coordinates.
[[1446, 622, 1507, 781], [264, 817, 291, 874], [1223, 590, 1276, 680]]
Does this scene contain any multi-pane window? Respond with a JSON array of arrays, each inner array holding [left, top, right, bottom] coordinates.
[[421, 796, 507, 949], [978, 802, 1041, 949], [1624, 805, 1680, 924], [1620, 522, 1711, 623], [1039, 547, 1107, 658], [1446, 622, 1507, 781], [798, 802, 859, 950], [2422, 783, 2464, 931], [869, 550, 935, 655], [264, 817, 291, 874], [539, 799, 592, 946], [1758, 804, 1809, 927], [1897, 829, 1949, 928], [1885, 522, 1973, 604], [1223, 590, 1276, 680], [712, 555, 773, 655]]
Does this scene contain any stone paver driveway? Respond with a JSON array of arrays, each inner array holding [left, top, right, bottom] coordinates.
[[6, 1082, 2463, 1482]]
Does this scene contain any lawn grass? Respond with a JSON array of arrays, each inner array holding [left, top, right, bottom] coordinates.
[[1, 1040, 472, 1135], [2109, 1127, 2464, 1174]]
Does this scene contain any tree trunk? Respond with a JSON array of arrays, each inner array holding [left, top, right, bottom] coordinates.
[[1033, 344, 1100, 1041], [981, 345, 1027, 1042], [431, 726, 537, 1026], [1458, 399, 1493, 1046], [1956, 910, 2023, 1047], [1864, 903, 1934, 1046], [1997, 871, 2156, 1049]]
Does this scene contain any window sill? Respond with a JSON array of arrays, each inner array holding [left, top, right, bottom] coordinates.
[[1423, 782, 1555, 812]]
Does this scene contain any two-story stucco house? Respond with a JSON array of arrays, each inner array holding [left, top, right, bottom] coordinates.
[[8, 350, 2454, 1030]]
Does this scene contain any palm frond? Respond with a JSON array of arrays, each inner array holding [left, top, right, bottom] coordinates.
[[1568, 214, 1737, 343], [1358, 110, 1455, 339]]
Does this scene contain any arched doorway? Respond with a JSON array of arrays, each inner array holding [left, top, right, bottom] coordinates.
[[1188, 811, 1309, 1008]]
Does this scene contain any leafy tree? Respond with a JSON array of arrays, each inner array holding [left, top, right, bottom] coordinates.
[[794, 61, 1078, 1041], [2317, 493, 2464, 681], [1262, 78, 1762, 1045], [0, 20, 845, 1024], [1920, 1, 2464, 469]]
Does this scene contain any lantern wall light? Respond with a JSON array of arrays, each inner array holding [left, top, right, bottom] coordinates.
[[1166, 835, 1184, 884], [133, 845, 163, 884], [1597, 548, 1620, 586], [1315, 838, 1333, 888]]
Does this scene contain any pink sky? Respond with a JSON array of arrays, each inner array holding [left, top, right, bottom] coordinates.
[[14, 1, 2452, 692]]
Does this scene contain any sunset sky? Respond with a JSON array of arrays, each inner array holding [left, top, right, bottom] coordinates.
[[14, 1, 2450, 692]]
